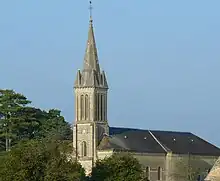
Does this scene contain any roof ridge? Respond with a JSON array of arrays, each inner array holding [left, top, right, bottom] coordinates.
[[110, 126, 191, 134], [148, 130, 169, 153], [150, 130, 191, 134]]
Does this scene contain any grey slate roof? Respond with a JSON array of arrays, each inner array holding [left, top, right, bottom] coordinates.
[[74, 18, 108, 89], [99, 128, 166, 153], [98, 127, 220, 156]]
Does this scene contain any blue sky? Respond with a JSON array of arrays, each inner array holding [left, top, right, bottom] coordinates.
[[0, 0, 220, 146]]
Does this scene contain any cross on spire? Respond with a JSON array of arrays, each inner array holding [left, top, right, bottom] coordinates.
[[89, 1, 93, 21]]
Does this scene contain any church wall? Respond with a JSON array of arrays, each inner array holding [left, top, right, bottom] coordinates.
[[86, 150, 218, 181], [167, 153, 218, 181], [133, 153, 167, 181], [132, 153, 218, 181], [97, 150, 114, 160], [75, 123, 94, 158]]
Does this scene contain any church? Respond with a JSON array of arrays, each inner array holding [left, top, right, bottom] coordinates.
[[72, 11, 220, 181]]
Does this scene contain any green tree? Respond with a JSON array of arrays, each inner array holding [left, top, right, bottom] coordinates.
[[37, 109, 72, 141], [12, 107, 42, 141], [0, 89, 72, 151], [0, 139, 85, 181], [90, 153, 143, 181], [0, 89, 31, 151]]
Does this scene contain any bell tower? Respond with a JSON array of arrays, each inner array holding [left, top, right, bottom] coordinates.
[[73, 1, 109, 174]]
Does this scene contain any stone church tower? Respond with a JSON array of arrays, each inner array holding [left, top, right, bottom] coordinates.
[[73, 15, 109, 173]]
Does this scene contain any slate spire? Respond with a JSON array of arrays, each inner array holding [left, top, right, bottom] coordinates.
[[83, 16, 100, 72]]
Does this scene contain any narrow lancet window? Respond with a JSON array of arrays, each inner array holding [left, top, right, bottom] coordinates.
[[100, 94, 103, 121], [81, 141, 87, 157], [80, 95, 84, 120], [146, 166, 150, 179], [97, 94, 100, 120], [94, 94, 97, 120], [76, 96, 79, 120], [103, 95, 105, 121], [158, 167, 161, 180], [85, 94, 89, 120], [105, 95, 107, 120]]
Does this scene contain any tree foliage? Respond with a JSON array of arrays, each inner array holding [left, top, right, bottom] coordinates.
[[0, 89, 72, 151], [37, 109, 72, 140], [90, 153, 143, 181], [0, 89, 31, 151], [0, 139, 85, 181]]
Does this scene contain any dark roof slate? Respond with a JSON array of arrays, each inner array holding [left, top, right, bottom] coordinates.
[[151, 130, 220, 156], [108, 128, 166, 153], [98, 127, 220, 156]]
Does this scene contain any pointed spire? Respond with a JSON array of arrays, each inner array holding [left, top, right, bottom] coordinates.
[[74, 1, 108, 89], [83, 1, 100, 72]]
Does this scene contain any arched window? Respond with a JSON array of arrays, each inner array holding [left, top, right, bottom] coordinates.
[[94, 94, 97, 120], [103, 95, 106, 120], [97, 94, 100, 120], [81, 141, 87, 157], [158, 167, 161, 180], [105, 95, 107, 120], [80, 95, 84, 120], [100, 94, 103, 120], [85, 94, 89, 120], [146, 166, 150, 180], [76, 96, 79, 120]]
